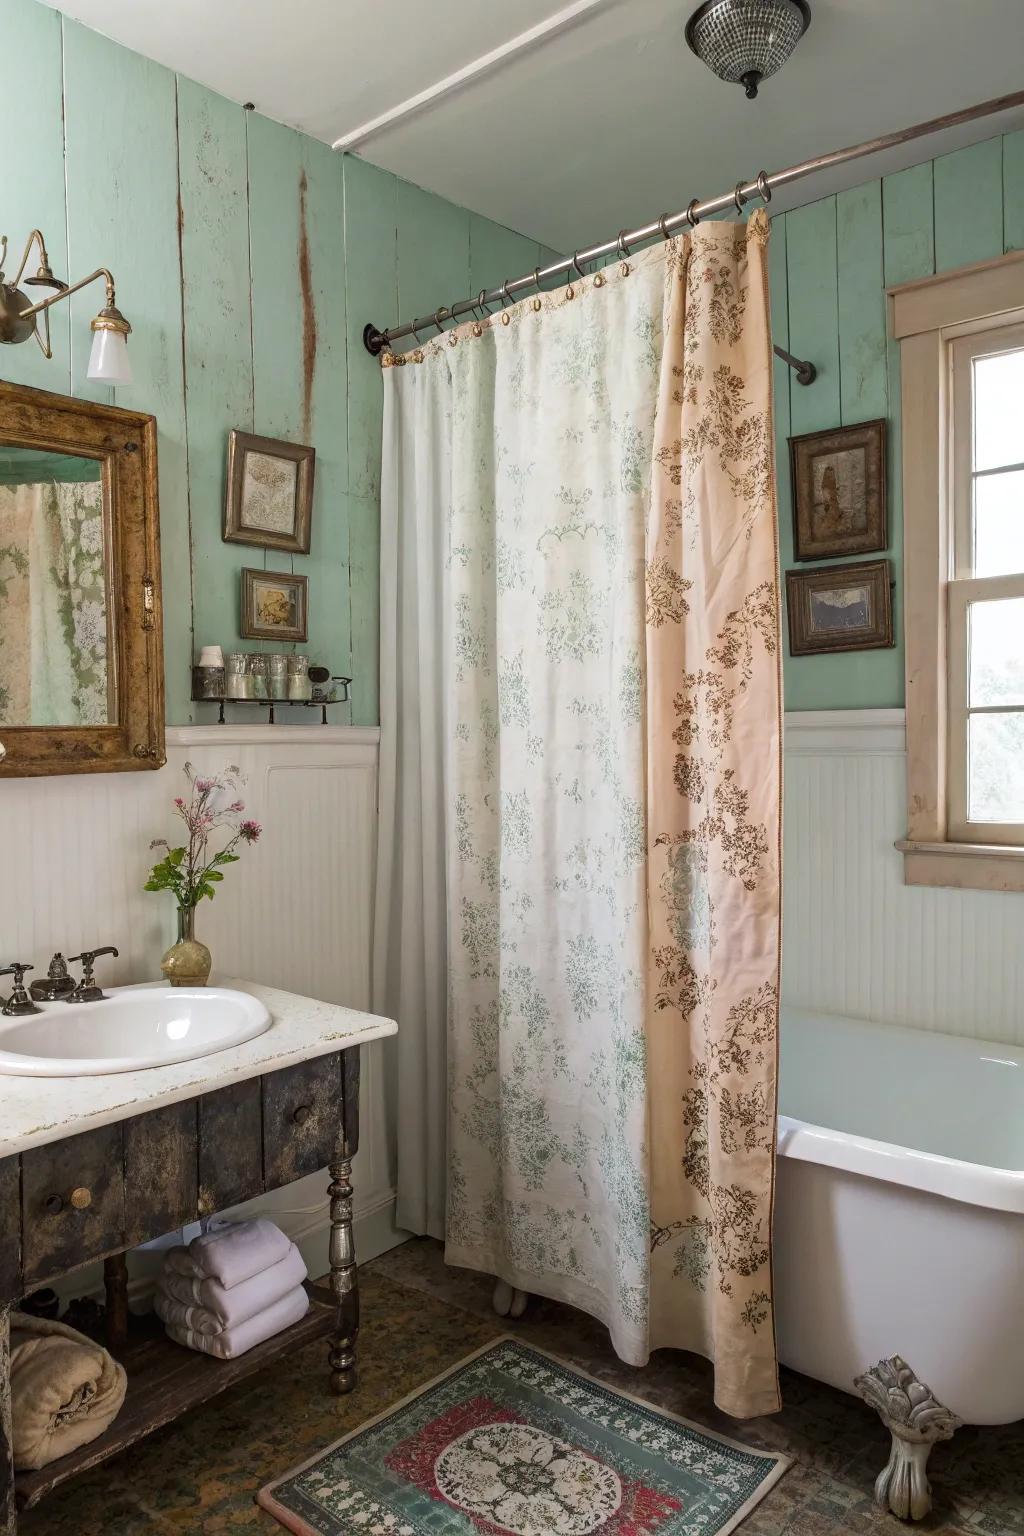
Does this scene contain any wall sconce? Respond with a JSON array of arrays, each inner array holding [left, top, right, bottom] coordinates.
[[0, 228, 133, 385]]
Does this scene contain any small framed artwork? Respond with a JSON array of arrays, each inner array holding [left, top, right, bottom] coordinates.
[[240, 567, 308, 643], [224, 430, 315, 555], [786, 559, 893, 656], [789, 418, 886, 561]]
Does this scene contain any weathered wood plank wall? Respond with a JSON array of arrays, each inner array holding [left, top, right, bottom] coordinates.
[[773, 128, 1024, 711], [3, 0, 552, 727]]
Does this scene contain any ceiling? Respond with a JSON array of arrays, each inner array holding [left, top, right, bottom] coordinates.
[[39, 0, 1024, 252]]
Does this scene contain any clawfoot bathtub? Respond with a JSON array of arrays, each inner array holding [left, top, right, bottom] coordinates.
[[775, 1009, 1024, 1519]]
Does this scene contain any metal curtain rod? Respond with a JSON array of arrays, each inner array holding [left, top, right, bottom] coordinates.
[[363, 86, 1024, 378]]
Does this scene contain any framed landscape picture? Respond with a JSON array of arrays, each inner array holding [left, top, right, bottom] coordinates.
[[240, 568, 308, 643], [786, 559, 893, 656], [789, 418, 886, 561], [224, 430, 315, 555]]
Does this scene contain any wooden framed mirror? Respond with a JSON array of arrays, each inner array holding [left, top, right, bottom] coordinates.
[[0, 380, 164, 777]]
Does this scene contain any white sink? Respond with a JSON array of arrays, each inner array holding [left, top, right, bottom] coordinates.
[[0, 985, 272, 1076]]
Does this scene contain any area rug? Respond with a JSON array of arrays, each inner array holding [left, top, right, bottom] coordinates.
[[257, 1337, 790, 1536]]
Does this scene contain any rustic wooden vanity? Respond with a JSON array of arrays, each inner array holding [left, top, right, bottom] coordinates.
[[0, 979, 397, 1532]]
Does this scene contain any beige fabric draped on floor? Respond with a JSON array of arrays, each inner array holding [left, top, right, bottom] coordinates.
[[377, 209, 782, 1418]]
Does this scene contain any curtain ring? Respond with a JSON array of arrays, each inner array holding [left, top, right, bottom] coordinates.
[[685, 199, 701, 228], [616, 229, 632, 260], [409, 321, 424, 345], [433, 307, 450, 335], [658, 213, 672, 242], [477, 288, 495, 317], [756, 171, 772, 205], [733, 182, 747, 214], [571, 250, 586, 279], [499, 279, 513, 307]]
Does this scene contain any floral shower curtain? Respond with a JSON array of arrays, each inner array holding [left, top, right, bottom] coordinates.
[[0, 479, 108, 726], [376, 211, 782, 1417]]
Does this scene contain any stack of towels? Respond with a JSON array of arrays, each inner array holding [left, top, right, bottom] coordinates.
[[155, 1218, 308, 1359]]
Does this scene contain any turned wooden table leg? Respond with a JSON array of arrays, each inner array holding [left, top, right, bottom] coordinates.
[[104, 1253, 129, 1351], [1, 1305, 17, 1535], [327, 1159, 358, 1394]]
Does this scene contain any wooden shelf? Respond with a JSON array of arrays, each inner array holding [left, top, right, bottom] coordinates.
[[15, 1288, 334, 1510]]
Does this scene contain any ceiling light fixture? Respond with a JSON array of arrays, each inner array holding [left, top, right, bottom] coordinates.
[[0, 228, 133, 385], [685, 0, 811, 99]]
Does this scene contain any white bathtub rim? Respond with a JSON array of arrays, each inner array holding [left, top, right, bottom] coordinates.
[[778, 1115, 1024, 1216]]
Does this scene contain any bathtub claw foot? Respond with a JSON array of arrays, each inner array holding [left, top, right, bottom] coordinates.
[[492, 1280, 529, 1319], [855, 1356, 961, 1521]]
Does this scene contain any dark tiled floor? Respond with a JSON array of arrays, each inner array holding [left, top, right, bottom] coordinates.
[[20, 1237, 1024, 1534]]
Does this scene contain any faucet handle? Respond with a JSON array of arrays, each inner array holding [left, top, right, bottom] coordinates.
[[66, 946, 119, 1003], [1, 963, 42, 1018]]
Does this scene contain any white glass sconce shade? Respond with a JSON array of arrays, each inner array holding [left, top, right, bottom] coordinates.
[[87, 325, 133, 385]]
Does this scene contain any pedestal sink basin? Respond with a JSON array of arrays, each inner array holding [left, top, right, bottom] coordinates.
[[0, 985, 272, 1076]]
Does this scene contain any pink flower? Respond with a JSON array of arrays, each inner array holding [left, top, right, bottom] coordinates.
[[195, 777, 215, 793], [174, 797, 185, 809], [239, 819, 262, 843], [228, 799, 245, 813]]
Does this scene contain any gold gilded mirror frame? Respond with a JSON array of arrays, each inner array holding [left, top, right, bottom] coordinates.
[[0, 379, 164, 777]]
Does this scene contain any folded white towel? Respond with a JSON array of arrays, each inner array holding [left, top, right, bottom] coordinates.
[[160, 1285, 309, 1359], [158, 1243, 307, 1334], [182, 1218, 291, 1290]]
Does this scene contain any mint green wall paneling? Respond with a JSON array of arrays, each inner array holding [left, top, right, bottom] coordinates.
[[348, 492, 380, 726], [1003, 130, 1024, 251], [176, 79, 253, 694], [469, 217, 543, 304], [344, 157, 398, 501], [1, 0, 69, 393], [246, 115, 307, 455], [397, 181, 470, 326], [836, 181, 887, 425], [292, 137, 351, 704], [881, 163, 935, 287], [785, 198, 840, 436], [63, 21, 192, 720], [933, 139, 1003, 273]]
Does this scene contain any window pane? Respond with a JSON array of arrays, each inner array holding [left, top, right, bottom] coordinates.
[[973, 348, 1024, 472], [973, 469, 1024, 577], [968, 711, 1024, 823], [969, 597, 1024, 706]]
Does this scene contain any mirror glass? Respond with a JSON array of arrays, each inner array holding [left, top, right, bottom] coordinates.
[[0, 444, 111, 727]]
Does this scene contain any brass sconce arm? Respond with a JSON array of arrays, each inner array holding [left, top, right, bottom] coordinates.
[[17, 267, 117, 324], [9, 228, 61, 291]]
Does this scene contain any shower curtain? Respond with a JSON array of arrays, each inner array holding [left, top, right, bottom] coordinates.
[[375, 211, 782, 1417]]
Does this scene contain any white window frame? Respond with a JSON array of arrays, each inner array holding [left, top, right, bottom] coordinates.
[[890, 249, 1024, 891], [947, 323, 1024, 846]]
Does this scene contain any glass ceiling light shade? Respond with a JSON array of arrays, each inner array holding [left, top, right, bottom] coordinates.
[[685, 0, 811, 99], [87, 304, 133, 385]]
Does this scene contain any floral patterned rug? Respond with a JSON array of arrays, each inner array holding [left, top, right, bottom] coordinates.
[[257, 1338, 789, 1536]]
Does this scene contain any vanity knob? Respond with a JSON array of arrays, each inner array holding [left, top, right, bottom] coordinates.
[[292, 1105, 312, 1127], [70, 1186, 93, 1211], [44, 1194, 64, 1215]]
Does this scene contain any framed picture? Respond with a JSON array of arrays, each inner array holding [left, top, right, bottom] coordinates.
[[224, 430, 315, 555], [240, 568, 308, 643], [786, 559, 893, 656], [789, 418, 886, 561]]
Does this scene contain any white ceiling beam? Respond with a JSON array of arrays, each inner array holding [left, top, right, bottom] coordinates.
[[332, 0, 616, 152]]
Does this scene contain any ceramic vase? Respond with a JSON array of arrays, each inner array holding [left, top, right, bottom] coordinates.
[[160, 904, 212, 987]]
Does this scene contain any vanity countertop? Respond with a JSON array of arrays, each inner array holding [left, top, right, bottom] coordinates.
[[0, 978, 396, 1158]]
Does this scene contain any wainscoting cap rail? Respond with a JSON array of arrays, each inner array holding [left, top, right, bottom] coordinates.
[[167, 724, 381, 750], [784, 709, 906, 756]]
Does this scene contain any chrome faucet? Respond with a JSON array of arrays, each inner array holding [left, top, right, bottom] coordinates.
[[0, 963, 42, 1017], [66, 946, 119, 1003]]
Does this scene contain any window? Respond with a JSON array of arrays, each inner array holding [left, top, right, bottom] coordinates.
[[891, 250, 1024, 891], [947, 327, 1024, 844]]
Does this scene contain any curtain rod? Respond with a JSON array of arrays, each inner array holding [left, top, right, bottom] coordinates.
[[363, 86, 1024, 377]]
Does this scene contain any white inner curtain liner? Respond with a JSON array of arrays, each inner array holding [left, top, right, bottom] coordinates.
[[374, 212, 783, 1417]]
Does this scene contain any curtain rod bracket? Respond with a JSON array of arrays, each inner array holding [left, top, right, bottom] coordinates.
[[773, 344, 816, 385], [363, 323, 387, 357]]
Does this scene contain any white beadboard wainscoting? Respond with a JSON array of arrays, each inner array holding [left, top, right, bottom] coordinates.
[[784, 709, 1024, 1045], [0, 724, 402, 1289]]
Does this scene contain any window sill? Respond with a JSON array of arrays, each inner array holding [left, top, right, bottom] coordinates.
[[896, 838, 1024, 892]]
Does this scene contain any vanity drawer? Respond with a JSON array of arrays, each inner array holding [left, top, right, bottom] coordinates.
[[197, 1079, 263, 1216], [263, 1054, 344, 1190], [21, 1125, 125, 1285]]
